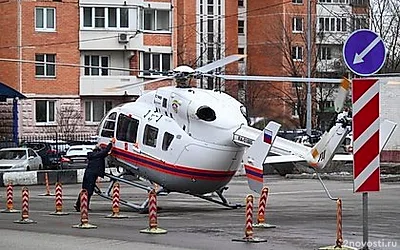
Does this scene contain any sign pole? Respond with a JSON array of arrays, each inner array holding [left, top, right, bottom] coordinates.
[[362, 192, 368, 250]]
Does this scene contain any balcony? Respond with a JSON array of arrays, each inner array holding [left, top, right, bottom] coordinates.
[[80, 76, 144, 96]]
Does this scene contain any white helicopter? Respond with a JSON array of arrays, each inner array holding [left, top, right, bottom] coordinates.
[[95, 55, 396, 211]]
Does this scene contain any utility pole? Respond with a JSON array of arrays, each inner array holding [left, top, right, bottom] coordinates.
[[306, 0, 312, 136]]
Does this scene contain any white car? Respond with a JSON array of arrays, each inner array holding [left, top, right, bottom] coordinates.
[[0, 148, 43, 172], [61, 145, 96, 169]]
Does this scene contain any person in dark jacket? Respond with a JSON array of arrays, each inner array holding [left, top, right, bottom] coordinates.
[[74, 138, 115, 212]]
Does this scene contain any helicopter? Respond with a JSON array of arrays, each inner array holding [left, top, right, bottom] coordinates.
[[92, 55, 396, 211]]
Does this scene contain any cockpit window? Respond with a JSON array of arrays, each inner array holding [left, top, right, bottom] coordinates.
[[196, 106, 216, 122], [143, 125, 158, 147], [100, 112, 117, 138]]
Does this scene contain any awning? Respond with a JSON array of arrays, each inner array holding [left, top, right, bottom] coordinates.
[[0, 82, 26, 99]]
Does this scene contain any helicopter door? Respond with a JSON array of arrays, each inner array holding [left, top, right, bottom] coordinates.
[[116, 113, 139, 144]]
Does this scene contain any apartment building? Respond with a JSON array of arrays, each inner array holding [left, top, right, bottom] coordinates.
[[315, 0, 369, 130], [0, 0, 242, 139]]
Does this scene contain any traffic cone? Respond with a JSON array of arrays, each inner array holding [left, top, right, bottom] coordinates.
[[72, 189, 97, 229], [14, 187, 37, 224], [232, 194, 267, 243], [140, 189, 167, 234], [253, 187, 276, 228], [50, 182, 69, 216], [106, 182, 128, 219], [1, 182, 19, 213]]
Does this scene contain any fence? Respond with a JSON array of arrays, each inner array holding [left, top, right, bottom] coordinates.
[[0, 133, 97, 150]]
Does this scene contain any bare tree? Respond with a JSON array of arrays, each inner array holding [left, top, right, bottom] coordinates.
[[44, 106, 82, 137], [370, 0, 400, 73]]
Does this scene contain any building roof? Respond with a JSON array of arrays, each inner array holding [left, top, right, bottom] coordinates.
[[0, 82, 26, 99]]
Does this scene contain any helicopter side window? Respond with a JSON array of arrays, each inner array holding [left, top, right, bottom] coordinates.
[[143, 125, 158, 147], [162, 132, 174, 151], [101, 112, 117, 138], [116, 114, 139, 143]]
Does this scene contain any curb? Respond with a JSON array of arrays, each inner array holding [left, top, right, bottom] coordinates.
[[285, 173, 400, 182], [0, 168, 118, 187]]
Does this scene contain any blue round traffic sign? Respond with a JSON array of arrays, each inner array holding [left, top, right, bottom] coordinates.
[[343, 29, 386, 76]]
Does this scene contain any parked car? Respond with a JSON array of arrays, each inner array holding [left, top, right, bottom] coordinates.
[[20, 141, 60, 169], [61, 145, 95, 169], [0, 147, 43, 172]]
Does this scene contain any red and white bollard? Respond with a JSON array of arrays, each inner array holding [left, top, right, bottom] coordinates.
[[14, 186, 36, 224], [1, 182, 19, 213], [72, 189, 97, 229], [39, 173, 54, 196], [140, 189, 167, 234], [50, 182, 69, 215], [106, 182, 127, 219], [253, 187, 276, 228], [232, 194, 267, 243], [319, 199, 355, 250]]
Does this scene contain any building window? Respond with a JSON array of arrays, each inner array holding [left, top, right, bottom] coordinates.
[[292, 82, 303, 89], [238, 0, 244, 7], [35, 54, 55, 77], [35, 7, 56, 31], [85, 100, 112, 123], [353, 17, 368, 30], [292, 46, 303, 61], [142, 53, 171, 75], [238, 20, 245, 34], [84, 55, 109, 76], [292, 17, 303, 33], [319, 17, 347, 32], [319, 46, 332, 60], [36, 100, 55, 123], [292, 103, 299, 117], [142, 9, 170, 31], [82, 7, 130, 29], [292, 0, 303, 4]]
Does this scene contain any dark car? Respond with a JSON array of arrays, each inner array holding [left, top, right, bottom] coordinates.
[[20, 141, 60, 169], [60, 144, 95, 169]]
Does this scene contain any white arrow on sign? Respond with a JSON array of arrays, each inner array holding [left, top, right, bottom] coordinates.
[[353, 36, 382, 64]]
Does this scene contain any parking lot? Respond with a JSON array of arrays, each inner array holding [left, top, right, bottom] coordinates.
[[0, 176, 399, 250]]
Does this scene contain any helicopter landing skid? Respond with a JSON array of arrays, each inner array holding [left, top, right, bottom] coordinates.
[[191, 187, 244, 209], [94, 171, 167, 213]]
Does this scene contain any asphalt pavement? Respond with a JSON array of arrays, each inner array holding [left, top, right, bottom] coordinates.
[[0, 176, 398, 250]]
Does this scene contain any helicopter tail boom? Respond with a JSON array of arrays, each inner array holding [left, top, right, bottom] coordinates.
[[242, 121, 281, 193]]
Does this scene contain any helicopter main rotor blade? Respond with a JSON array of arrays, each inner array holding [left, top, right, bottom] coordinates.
[[215, 74, 351, 113], [104, 76, 174, 92], [195, 54, 247, 73], [214, 74, 343, 83]]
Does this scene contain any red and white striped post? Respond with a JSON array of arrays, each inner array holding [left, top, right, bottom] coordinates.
[[14, 187, 36, 224], [353, 78, 381, 250], [1, 182, 19, 213], [140, 189, 167, 234], [353, 79, 380, 192], [253, 187, 276, 228], [232, 194, 267, 243], [72, 189, 97, 229], [106, 182, 127, 219], [39, 172, 54, 196], [50, 182, 69, 216]]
